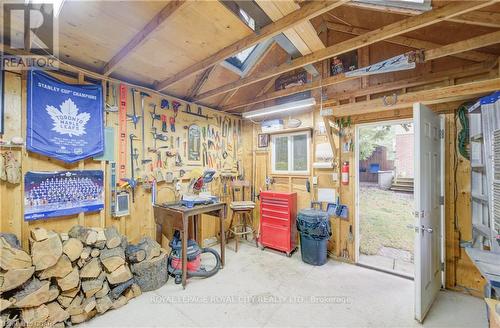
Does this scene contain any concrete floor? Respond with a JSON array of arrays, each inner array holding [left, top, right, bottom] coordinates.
[[83, 243, 487, 328]]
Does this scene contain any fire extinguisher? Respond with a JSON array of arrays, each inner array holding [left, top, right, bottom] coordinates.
[[341, 161, 349, 185]]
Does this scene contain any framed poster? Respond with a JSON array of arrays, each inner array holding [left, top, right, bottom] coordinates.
[[258, 134, 269, 148], [24, 170, 104, 221], [330, 50, 358, 76]]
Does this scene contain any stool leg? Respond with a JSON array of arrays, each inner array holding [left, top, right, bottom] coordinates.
[[243, 212, 249, 241], [226, 211, 235, 242], [235, 213, 240, 253]]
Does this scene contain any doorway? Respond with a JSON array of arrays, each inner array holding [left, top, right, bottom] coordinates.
[[355, 120, 415, 278]]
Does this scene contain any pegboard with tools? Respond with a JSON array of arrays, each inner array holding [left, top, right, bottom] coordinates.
[[104, 83, 243, 202]]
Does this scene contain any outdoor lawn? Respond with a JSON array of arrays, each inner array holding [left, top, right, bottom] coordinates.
[[359, 183, 414, 257]]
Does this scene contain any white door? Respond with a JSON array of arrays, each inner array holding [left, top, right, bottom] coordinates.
[[413, 103, 443, 322]]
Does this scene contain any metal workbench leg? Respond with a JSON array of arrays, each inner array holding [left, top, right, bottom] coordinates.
[[182, 216, 188, 289]]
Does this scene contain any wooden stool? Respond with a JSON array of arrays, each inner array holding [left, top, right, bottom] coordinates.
[[226, 180, 257, 252]]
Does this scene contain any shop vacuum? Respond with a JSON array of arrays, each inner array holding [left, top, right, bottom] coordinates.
[[167, 230, 221, 284]]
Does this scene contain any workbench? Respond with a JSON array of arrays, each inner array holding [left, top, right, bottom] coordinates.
[[153, 202, 226, 289]]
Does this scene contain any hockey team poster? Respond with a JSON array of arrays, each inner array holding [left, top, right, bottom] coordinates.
[[27, 70, 104, 162], [24, 170, 104, 221]]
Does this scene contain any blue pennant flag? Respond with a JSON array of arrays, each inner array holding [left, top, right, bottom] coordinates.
[[27, 70, 104, 162]]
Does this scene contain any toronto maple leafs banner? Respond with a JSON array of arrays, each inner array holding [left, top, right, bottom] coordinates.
[[24, 170, 104, 221], [27, 70, 104, 162]]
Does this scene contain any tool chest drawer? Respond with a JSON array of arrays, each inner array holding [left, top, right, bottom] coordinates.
[[259, 191, 297, 256]]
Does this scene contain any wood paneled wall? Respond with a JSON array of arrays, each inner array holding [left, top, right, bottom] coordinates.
[[0, 70, 243, 250]]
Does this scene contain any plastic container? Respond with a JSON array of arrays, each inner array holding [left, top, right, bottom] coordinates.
[[297, 209, 331, 266]]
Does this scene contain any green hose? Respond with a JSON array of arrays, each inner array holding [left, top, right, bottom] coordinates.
[[456, 103, 470, 160]]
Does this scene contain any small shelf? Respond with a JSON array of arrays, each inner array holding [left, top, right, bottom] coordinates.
[[264, 127, 313, 136], [471, 163, 485, 171], [473, 224, 492, 238]]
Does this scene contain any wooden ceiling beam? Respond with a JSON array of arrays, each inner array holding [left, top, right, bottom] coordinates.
[[325, 22, 497, 63], [425, 30, 500, 62], [154, 0, 350, 91], [448, 11, 500, 29], [224, 60, 494, 111], [194, 1, 495, 102], [185, 66, 215, 101], [102, 0, 186, 76], [325, 77, 500, 117]]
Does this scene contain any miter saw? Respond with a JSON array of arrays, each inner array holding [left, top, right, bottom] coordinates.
[[180, 168, 218, 208]]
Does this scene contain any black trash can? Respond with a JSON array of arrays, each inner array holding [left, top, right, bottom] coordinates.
[[297, 209, 331, 266]]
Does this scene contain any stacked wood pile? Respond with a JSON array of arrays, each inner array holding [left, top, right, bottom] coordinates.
[[0, 226, 168, 327]]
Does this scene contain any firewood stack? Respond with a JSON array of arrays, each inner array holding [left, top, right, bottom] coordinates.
[[0, 226, 168, 327]]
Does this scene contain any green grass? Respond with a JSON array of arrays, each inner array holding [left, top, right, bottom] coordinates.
[[359, 184, 414, 256]]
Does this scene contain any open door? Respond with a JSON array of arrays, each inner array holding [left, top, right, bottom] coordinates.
[[413, 103, 443, 322]]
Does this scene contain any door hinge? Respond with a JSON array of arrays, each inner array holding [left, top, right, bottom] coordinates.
[[440, 129, 445, 139], [439, 196, 444, 205]]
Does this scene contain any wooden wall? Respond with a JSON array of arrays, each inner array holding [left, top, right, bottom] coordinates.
[[0, 70, 243, 250]]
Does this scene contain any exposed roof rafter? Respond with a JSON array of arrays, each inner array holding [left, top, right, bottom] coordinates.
[[102, 0, 186, 76], [185, 66, 216, 101], [154, 0, 350, 91], [194, 0, 496, 102]]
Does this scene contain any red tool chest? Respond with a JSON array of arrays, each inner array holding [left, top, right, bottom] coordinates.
[[259, 191, 297, 256]]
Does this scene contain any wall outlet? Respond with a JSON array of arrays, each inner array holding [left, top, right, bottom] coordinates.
[[312, 176, 318, 185], [332, 173, 338, 181]]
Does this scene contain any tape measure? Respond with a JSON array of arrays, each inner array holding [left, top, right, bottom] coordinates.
[[111, 162, 117, 216], [118, 84, 127, 179]]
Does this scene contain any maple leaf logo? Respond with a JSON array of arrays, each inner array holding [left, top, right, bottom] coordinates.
[[46, 98, 91, 137]]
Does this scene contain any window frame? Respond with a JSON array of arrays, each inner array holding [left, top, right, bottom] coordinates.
[[271, 131, 311, 175]]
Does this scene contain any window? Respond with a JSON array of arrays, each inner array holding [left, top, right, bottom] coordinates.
[[226, 45, 257, 69], [271, 132, 310, 174]]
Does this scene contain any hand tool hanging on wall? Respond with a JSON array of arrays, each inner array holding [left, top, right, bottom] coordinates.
[[150, 103, 160, 128], [161, 99, 169, 109], [123, 134, 139, 202], [170, 116, 176, 132], [128, 88, 141, 129], [172, 101, 181, 115], [139, 91, 151, 168], [161, 115, 168, 132], [105, 82, 118, 112], [183, 104, 210, 120], [118, 84, 128, 179], [151, 127, 168, 149]]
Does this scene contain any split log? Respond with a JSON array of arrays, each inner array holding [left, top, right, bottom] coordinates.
[[131, 253, 168, 292], [109, 279, 134, 300], [131, 283, 142, 298], [80, 258, 101, 279], [95, 295, 112, 314], [104, 227, 121, 249], [62, 238, 83, 262], [0, 298, 13, 312], [111, 295, 128, 310], [106, 264, 132, 285], [66, 294, 83, 315], [30, 228, 48, 242], [68, 225, 97, 246], [124, 288, 135, 301], [60, 283, 80, 298], [100, 247, 125, 272], [81, 279, 103, 298], [11, 278, 51, 308], [38, 255, 72, 279], [46, 302, 69, 325], [47, 286, 60, 303], [85, 230, 98, 246], [80, 247, 92, 260], [56, 295, 73, 309], [125, 244, 146, 263], [0, 266, 35, 292], [139, 237, 161, 261], [0, 237, 32, 270], [95, 281, 110, 298], [71, 309, 96, 324], [60, 233, 69, 242], [1, 313, 19, 328], [56, 267, 79, 291], [21, 304, 49, 327], [91, 248, 100, 258], [95, 229, 107, 250], [82, 296, 96, 313], [31, 232, 62, 271], [0, 233, 21, 249]]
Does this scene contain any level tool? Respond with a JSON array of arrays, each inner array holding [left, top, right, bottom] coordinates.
[[118, 84, 127, 179]]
